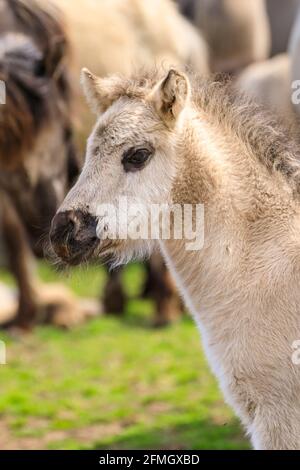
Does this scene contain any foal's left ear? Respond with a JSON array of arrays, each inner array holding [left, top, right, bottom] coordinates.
[[149, 69, 190, 126]]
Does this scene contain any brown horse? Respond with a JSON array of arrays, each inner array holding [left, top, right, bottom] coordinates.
[[0, 0, 83, 328]]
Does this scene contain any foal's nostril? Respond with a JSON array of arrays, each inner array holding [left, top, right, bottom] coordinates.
[[50, 211, 77, 244]]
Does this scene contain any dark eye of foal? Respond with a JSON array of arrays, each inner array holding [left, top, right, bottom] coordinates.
[[122, 146, 154, 172]]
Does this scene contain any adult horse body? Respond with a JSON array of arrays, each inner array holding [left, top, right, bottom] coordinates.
[[0, 0, 79, 328]]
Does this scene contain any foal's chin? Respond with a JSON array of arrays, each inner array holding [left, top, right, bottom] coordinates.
[[50, 240, 99, 268], [52, 238, 151, 269], [55, 240, 121, 268]]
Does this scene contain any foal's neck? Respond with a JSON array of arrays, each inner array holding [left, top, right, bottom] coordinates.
[[159, 107, 298, 314]]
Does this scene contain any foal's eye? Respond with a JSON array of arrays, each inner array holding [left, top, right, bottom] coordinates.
[[122, 146, 153, 172]]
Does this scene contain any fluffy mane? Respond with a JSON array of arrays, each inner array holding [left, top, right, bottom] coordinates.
[[193, 76, 300, 194]]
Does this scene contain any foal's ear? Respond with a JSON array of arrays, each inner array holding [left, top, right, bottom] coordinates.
[[81, 68, 116, 115], [149, 69, 190, 126]]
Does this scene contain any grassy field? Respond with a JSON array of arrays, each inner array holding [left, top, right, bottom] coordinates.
[[0, 263, 249, 450]]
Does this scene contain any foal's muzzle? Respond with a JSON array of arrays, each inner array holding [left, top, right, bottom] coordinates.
[[50, 210, 98, 264]]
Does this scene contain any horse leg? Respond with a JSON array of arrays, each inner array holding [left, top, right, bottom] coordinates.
[[143, 254, 183, 327], [103, 268, 126, 315], [1, 192, 38, 329]]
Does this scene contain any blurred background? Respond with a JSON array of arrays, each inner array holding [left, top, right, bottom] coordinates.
[[0, 0, 300, 450]]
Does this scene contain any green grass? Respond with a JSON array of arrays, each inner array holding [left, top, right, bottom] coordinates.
[[0, 262, 248, 450]]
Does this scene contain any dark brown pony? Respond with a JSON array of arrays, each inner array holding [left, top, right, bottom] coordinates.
[[0, 0, 78, 328]]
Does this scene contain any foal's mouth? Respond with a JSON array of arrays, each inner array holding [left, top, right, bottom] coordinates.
[[53, 237, 100, 266], [52, 237, 119, 267]]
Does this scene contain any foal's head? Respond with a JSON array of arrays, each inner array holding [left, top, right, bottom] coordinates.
[[50, 68, 191, 265]]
